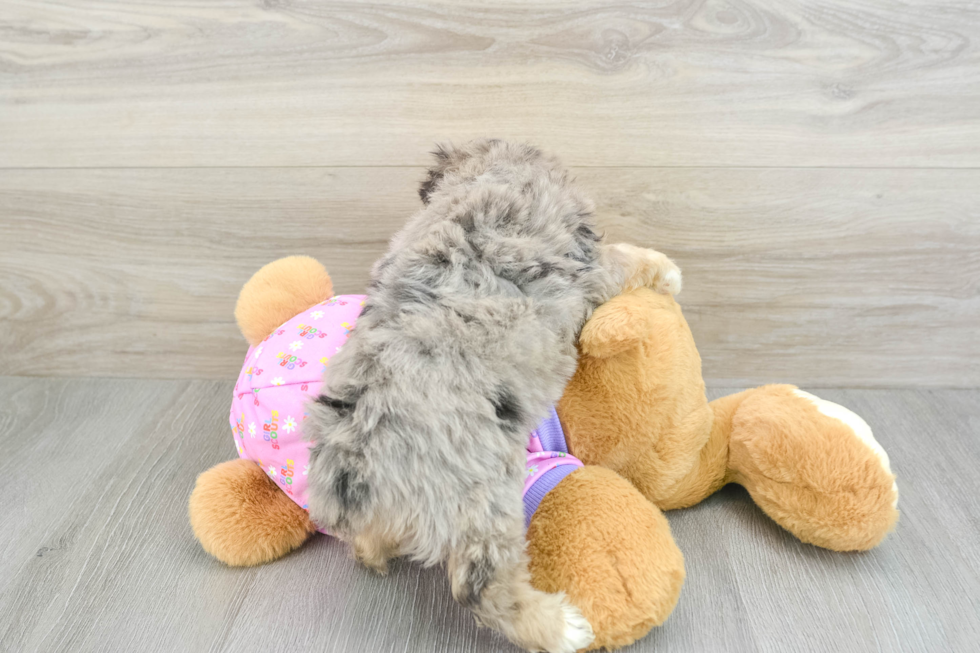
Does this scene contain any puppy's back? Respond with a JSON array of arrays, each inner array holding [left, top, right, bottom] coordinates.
[[307, 139, 610, 549]]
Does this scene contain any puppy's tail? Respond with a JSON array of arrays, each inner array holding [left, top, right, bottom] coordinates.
[[305, 395, 373, 536], [448, 533, 594, 653]]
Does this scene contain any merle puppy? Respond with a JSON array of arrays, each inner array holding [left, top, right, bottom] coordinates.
[[306, 139, 680, 652]]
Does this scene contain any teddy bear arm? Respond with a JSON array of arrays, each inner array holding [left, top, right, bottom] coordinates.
[[526, 466, 685, 651], [189, 458, 316, 566], [566, 288, 722, 507], [649, 389, 768, 510]]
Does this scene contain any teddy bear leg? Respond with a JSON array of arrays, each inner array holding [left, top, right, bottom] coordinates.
[[526, 466, 685, 651], [189, 459, 316, 566], [725, 385, 899, 551]]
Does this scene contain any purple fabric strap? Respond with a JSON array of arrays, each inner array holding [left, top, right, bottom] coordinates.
[[523, 464, 579, 529], [534, 407, 569, 453], [522, 407, 583, 529]]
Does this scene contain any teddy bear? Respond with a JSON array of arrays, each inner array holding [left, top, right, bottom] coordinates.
[[189, 256, 898, 651], [529, 286, 899, 648]]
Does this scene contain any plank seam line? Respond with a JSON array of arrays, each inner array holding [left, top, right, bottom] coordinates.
[[1, 166, 979, 172]]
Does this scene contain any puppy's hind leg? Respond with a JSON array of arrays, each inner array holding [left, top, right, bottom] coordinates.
[[601, 242, 682, 296], [449, 525, 594, 653], [353, 528, 400, 575]]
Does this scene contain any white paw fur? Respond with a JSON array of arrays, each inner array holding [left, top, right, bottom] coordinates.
[[660, 268, 682, 296], [637, 247, 681, 296], [608, 242, 682, 296], [793, 389, 898, 508], [552, 598, 594, 653]]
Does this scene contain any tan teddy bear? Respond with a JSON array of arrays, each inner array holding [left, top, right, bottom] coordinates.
[[190, 258, 898, 651], [529, 287, 898, 648]]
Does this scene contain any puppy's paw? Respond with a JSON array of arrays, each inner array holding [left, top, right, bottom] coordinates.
[[555, 599, 594, 653], [353, 534, 393, 576], [511, 590, 594, 653], [633, 246, 682, 296], [356, 554, 389, 576], [605, 243, 682, 297], [658, 264, 682, 296]]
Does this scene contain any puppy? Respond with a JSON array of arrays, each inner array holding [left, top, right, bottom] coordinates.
[[306, 139, 680, 652]]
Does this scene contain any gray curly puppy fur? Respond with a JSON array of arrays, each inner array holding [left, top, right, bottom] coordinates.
[[306, 139, 680, 653]]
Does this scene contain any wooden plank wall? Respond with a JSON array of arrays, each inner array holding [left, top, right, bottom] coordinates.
[[1, 0, 978, 386]]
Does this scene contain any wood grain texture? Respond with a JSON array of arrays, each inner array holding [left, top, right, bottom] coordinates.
[[2, 167, 977, 385], [1, 0, 979, 167], [0, 379, 977, 652]]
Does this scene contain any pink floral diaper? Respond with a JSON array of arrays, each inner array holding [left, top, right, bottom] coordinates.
[[230, 295, 583, 533]]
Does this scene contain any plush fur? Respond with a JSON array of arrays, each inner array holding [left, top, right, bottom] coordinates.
[[189, 459, 316, 566], [567, 288, 714, 508], [727, 385, 899, 551], [235, 256, 334, 346], [526, 466, 685, 651], [304, 139, 680, 653], [559, 288, 899, 553]]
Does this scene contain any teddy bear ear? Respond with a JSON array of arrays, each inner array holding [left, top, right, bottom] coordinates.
[[235, 256, 333, 346], [580, 294, 655, 359]]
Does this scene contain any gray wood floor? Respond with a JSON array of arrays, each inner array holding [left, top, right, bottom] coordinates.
[[1, 377, 977, 653]]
